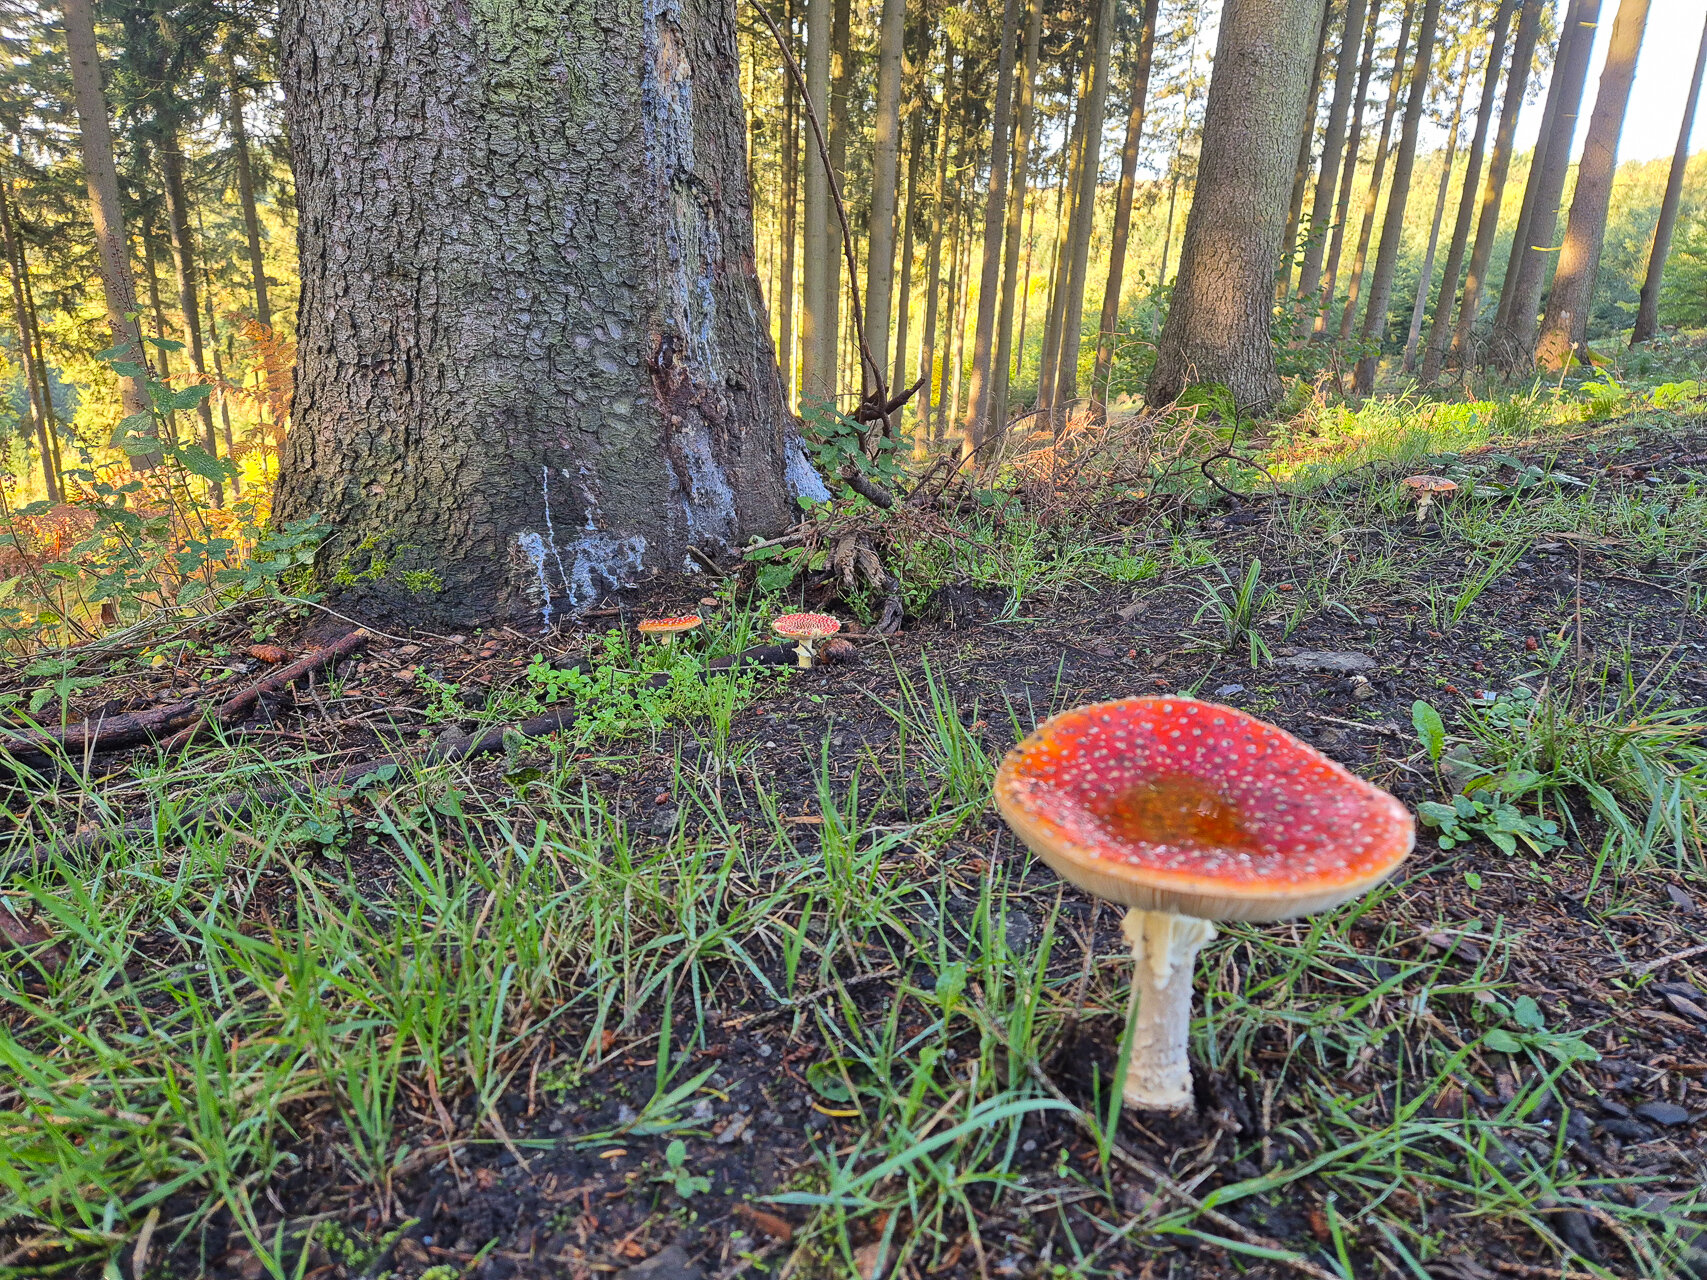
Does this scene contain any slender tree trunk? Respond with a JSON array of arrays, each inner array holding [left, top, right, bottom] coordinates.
[[1353, 0, 1441, 394], [779, 0, 799, 404], [916, 42, 954, 458], [1314, 0, 1383, 336], [275, 0, 800, 623], [141, 199, 172, 383], [937, 175, 966, 444], [1491, 0, 1601, 367], [865, 0, 907, 396], [20, 245, 64, 484], [1630, 9, 1707, 345], [1037, 63, 1087, 414], [1015, 187, 1041, 389], [160, 134, 224, 505], [1050, 0, 1121, 413], [1536, 0, 1650, 369], [961, 0, 1024, 455], [1338, 0, 1415, 343], [224, 58, 272, 328], [1403, 36, 1473, 373], [1282, 0, 1337, 296], [826, 0, 850, 388], [945, 179, 973, 435], [994, 0, 1043, 430], [1420, 0, 1518, 380], [1298, 0, 1371, 302], [203, 259, 241, 494], [0, 183, 57, 503], [1091, 0, 1160, 407], [60, 0, 156, 467], [802, 0, 835, 407], [1148, 0, 1324, 411], [892, 30, 924, 400]]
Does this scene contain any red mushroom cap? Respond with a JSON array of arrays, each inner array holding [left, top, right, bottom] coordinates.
[[994, 698, 1413, 922], [1401, 475, 1459, 495], [637, 615, 703, 635], [771, 612, 842, 641]]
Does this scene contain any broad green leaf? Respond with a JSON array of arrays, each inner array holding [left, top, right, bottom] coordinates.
[[1411, 700, 1446, 763], [1482, 1029, 1523, 1054]]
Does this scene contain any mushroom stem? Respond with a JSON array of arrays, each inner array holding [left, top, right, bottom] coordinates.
[[793, 641, 815, 668], [1120, 907, 1217, 1113]]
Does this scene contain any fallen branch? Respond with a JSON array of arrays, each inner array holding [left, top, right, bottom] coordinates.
[[159, 628, 371, 752], [1, 696, 203, 762]]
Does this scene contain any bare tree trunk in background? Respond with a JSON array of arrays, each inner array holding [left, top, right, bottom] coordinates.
[[61, 0, 156, 467], [1352, 0, 1441, 394], [274, 0, 799, 624], [227, 56, 271, 328], [778, 3, 800, 404], [0, 182, 58, 503], [1403, 34, 1473, 373], [961, 0, 1023, 456], [827, 0, 850, 388], [1314, 0, 1382, 336], [1147, 0, 1323, 411], [1298, 0, 1370, 303], [1037, 62, 1087, 416], [802, 0, 835, 408], [938, 167, 969, 443], [1630, 9, 1707, 345], [1090, 0, 1160, 408], [140, 196, 172, 384], [993, 0, 1043, 430], [1338, 0, 1415, 343], [1420, 0, 1518, 381], [1050, 0, 1121, 412], [916, 42, 954, 458], [1447, 0, 1542, 373], [1282, 0, 1337, 296], [1491, 0, 1600, 367], [17, 232, 62, 483], [864, 0, 907, 397], [1536, 0, 1650, 369], [160, 135, 224, 505], [892, 26, 925, 400], [1015, 189, 1041, 386], [202, 257, 241, 494]]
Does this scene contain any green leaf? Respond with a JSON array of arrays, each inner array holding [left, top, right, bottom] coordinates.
[[1415, 801, 1458, 826], [1512, 996, 1546, 1030], [176, 444, 238, 483], [169, 383, 214, 411], [143, 335, 186, 352], [1411, 700, 1446, 763], [1482, 1029, 1524, 1054]]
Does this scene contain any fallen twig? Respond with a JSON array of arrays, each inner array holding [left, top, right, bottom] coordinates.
[[160, 628, 370, 752]]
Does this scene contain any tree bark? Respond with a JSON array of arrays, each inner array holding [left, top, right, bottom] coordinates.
[[1147, 0, 1323, 412], [1049, 0, 1121, 412], [60, 0, 156, 467], [0, 183, 57, 503], [1447, 0, 1542, 371], [1036, 61, 1087, 415], [827, 0, 850, 388], [140, 199, 172, 385], [801, 0, 835, 406], [864, 0, 907, 393], [274, 0, 799, 625], [160, 135, 224, 505], [1338, 0, 1415, 343], [18, 239, 63, 484], [1536, 0, 1650, 369], [1630, 8, 1706, 345], [1282, 0, 1337, 296], [1403, 32, 1473, 373], [1415, 0, 1513, 379], [1314, 0, 1383, 336], [891, 23, 925, 401], [993, 0, 1043, 430], [227, 55, 272, 329], [1090, 0, 1160, 408], [1490, 0, 1601, 367], [779, 0, 799, 403], [1298, 0, 1371, 303], [203, 257, 242, 494], [1352, 0, 1441, 394], [915, 41, 954, 458]]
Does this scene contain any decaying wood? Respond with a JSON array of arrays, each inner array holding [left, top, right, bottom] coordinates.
[[159, 628, 370, 751]]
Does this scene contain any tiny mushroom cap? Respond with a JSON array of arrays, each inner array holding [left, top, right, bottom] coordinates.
[[772, 612, 842, 667], [637, 615, 703, 644], [1401, 475, 1459, 497], [994, 697, 1414, 922]]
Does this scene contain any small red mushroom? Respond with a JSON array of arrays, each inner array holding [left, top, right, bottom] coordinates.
[[1401, 475, 1459, 525], [994, 697, 1413, 1112], [771, 612, 841, 668], [637, 615, 703, 646]]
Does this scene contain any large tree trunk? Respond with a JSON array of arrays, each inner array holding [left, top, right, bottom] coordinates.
[[1352, 0, 1442, 394], [227, 55, 272, 329], [1297, 0, 1371, 303], [60, 0, 156, 467], [0, 183, 58, 503], [275, 0, 801, 625], [1090, 0, 1160, 408], [801, 0, 835, 406], [1447, 0, 1542, 371], [1402, 33, 1473, 373], [1415, 0, 1514, 379], [1536, 0, 1650, 370], [1490, 0, 1600, 368], [1338, 0, 1415, 343], [1630, 8, 1706, 345], [160, 134, 224, 505], [1313, 0, 1383, 337], [1147, 0, 1323, 412], [993, 0, 1043, 431], [1049, 0, 1121, 412], [1280, 0, 1335, 296], [864, 0, 907, 394], [961, 0, 1023, 455]]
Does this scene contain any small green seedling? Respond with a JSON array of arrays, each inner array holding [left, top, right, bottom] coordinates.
[[1417, 792, 1563, 856], [653, 1139, 711, 1199]]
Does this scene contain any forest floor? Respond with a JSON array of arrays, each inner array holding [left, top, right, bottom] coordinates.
[[3, 403, 1707, 1280]]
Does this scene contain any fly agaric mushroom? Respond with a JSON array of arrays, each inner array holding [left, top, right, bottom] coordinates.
[[1401, 475, 1459, 525], [994, 697, 1413, 1113], [637, 615, 703, 646], [771, 612, 841, 668]]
